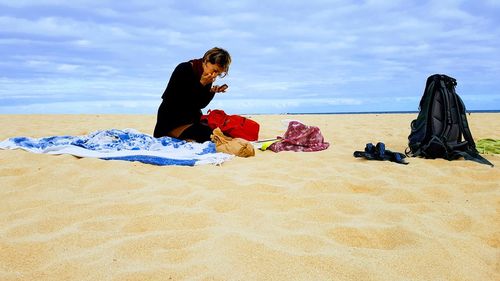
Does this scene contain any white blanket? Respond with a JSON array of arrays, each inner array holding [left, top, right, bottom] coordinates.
[[0, 128, 233, 166]]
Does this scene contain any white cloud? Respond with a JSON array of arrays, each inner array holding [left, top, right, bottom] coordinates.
[[0, 0, 499, 113], [56, 64, 80, 72]]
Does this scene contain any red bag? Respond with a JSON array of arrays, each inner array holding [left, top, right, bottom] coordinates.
[[201, 109, 259, 141]]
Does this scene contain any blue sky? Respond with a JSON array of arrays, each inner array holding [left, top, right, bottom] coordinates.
[[1, 0, 499, 114]]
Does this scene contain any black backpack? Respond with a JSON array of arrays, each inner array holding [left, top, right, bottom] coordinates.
[[406, 74, 493, 167]]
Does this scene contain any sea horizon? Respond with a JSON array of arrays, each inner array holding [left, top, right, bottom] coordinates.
[[281, 109, 500, 115], [1, 109, 499, 115]]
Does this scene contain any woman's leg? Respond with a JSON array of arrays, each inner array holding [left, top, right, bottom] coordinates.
[[178, 123, 213, 143]]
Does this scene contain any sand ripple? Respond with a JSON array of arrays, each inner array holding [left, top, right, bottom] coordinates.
[[0, 114, 498, 280]]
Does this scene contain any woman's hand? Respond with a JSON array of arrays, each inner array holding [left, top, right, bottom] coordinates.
[[211, 84, 228, 93], [200, 72, 217, 86]]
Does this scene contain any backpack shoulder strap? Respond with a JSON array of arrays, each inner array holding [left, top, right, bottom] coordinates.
[[454, 150, 494, 167], [439, 78, 454, 140], [454, 94, 476, 148]]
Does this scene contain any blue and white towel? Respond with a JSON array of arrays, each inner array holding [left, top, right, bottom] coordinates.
[[0, 128, 233, 166]]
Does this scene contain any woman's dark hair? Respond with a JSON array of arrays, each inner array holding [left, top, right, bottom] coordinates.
[[203, 47, 231, 77]]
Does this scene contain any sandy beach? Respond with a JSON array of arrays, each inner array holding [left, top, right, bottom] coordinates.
[[0, 113, 498, 281]]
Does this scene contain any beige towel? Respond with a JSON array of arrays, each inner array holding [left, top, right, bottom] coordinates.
[[211, 128, 255, 157]]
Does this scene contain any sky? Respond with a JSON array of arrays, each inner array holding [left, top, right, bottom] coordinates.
[[0, 0, 499, 114]]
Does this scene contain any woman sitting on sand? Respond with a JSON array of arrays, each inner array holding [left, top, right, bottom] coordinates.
[[153, 47, 231, 143]]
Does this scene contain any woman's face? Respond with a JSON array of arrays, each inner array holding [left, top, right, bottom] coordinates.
[[202, 61, 224, 81]]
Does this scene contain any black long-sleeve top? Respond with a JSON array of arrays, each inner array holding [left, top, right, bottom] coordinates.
[[153, 61, 214, 138]]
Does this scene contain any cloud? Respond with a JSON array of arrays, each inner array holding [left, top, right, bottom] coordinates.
[[0, 0, 499, 113]]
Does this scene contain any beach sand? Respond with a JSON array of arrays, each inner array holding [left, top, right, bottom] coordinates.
[[0, 113, 499, 281]]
